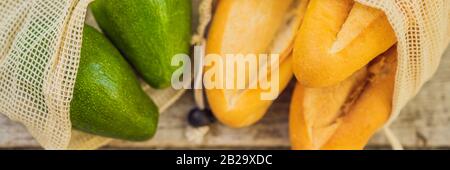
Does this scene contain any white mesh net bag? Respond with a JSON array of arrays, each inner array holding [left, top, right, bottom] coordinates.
[[0, 0, 91, 149], [355, 0, 450, 149], [0, 0, 186, 150]]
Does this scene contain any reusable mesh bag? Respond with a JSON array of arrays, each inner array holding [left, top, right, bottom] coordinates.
[[0, 0, 186, 149], [355, 0, 450, 148], [0, 0, 91, 149]]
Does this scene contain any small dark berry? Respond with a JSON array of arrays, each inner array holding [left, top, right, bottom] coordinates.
[[188, 108, 216, 127]]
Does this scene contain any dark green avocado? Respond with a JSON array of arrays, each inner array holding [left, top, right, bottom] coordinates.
[[70, 25, 159, 141], [90, 0, 192, 89]]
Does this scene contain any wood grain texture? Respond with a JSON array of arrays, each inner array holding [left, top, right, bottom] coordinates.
[[0, 47, 449, 149]]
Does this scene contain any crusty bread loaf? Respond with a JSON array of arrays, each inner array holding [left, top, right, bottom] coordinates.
[[290, 47, 397, 150], [205, 0, 308, 127], [293, 0, 397, 88]]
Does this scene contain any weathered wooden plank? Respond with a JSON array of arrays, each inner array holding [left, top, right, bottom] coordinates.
[[0, 47, 449, 149]]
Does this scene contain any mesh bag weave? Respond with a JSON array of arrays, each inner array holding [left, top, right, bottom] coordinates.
[[356, 0, 450, 126], [0, 0, 186, 150], [0, 0, 91, 149], [0, 0, 448, 149]]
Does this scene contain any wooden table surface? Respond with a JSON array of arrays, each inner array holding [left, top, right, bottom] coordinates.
[[0, 46, 449, 149], [0, 1, 448, 149]]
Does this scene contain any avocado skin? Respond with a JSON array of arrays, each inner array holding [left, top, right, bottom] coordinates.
[[70, 25, 159, 141], [90, 0, 192, 89]]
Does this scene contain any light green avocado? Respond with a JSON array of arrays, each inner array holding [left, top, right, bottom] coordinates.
[[90, 0, 192, 89], [70, 25, 159, 141]]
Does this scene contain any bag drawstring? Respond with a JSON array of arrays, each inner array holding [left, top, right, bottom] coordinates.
[[383, 126, 404, 150], [191, 0, 213, 111], [191, 0, 214, 112], [184, 0, 214, 144]]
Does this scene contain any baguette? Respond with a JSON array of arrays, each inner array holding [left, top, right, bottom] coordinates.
[[205, 0, 308, 128], [290, 47, 397, 150], [293, 0, 397, 88]]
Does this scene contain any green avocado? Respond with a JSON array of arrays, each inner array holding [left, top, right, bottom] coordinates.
[[70, 25, 159, 141], [90, 0, 192, 89]]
